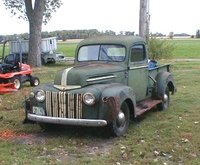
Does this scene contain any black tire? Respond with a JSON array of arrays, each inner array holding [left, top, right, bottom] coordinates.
[[51, 58, 56, 64], [10, 76, 22, 90], [41, 58, 45, 65], [30, 77, 40, 86], [157, 86, 170, 111], [109, 102, 130, 137]]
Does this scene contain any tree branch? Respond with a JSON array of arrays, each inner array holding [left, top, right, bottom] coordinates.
[[25, 0, 33, 21]]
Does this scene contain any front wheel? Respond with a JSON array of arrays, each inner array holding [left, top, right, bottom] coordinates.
[[30, 77, 40, 87], [109, 102, 130, 137], [157, 86, 170, 111]]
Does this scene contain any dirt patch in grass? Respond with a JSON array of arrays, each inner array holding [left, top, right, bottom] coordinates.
[[83, 138, 113, 156], [31, 134, 114, 162], [16, 130, 114, 154], [0, 129, 33, 140], [1, 127, 114, 163]]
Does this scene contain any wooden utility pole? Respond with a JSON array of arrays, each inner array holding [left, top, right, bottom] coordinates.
[[139, 0, 150, 42]]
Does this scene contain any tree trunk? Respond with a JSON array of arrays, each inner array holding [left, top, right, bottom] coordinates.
[[25, 0, 45, 67], [139, 0, 150, 43], [28, 18, 42, 67]]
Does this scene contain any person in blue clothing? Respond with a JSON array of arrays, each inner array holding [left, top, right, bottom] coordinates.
[[148, 59, 157, 69]]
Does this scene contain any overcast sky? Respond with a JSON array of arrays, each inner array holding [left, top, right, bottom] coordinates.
[[0, 0, 200, 35]]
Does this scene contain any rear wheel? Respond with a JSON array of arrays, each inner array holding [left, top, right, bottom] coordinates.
[[11, 76, 22, 90], [157, 86, 170, 111], [109, 102, 130, 137]]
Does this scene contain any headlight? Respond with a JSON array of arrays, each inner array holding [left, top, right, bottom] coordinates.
[[83, 93, 96, 106], [35, 90, 45, 102]]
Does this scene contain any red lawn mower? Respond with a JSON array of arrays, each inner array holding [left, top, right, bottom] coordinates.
[[0, 40, 40, 94]]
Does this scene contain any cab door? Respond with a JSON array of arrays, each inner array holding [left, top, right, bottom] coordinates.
[[128, 44, 148, 102]]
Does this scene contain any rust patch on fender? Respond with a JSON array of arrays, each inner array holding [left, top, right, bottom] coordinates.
[[105, 97, 121, 123]]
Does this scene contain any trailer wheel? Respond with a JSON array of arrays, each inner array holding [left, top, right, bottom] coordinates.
[[51, 58, 56, 64], [41, 58, 45, 65], [30, 77, 40, 86], [109, 102, 130, 137], [11, 76, 22, 90], [157, 86, 170, 111]]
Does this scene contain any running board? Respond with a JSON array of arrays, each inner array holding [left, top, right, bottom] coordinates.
[[135, 98, 162, 117]]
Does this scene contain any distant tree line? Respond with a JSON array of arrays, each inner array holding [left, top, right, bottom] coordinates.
[[1, 28, 199, 43], [151, 32, 191, 38], [0, 29, 135, 43], [151, 30, 200, 39]]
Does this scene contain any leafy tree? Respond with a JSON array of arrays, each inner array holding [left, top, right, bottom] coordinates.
[[3, 0, 62, 67], [148, 36, 176, 60]]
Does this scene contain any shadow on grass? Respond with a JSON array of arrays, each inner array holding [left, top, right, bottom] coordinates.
[[22, 107, 163, 140], [26, 123, 114, 139], [134, 107, 160, 122]]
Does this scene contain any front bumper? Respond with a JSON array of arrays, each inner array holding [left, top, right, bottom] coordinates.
[[27, 113, 107, 127]]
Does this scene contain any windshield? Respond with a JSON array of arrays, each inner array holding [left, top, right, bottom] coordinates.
[[78, 45, 126, 62]]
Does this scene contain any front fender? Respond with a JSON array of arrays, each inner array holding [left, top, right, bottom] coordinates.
[[100, 83, 136, 123], [101, 84, 136, 104], [155, 72, 176, 98]]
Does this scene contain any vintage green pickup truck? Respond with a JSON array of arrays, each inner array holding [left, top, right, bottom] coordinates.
[[24, 36, 176, 136]]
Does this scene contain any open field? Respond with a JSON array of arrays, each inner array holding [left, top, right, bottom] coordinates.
[[0, 39, 200, 164], [57, 38, 200, 59], [170, 39, 200, 58], [1, 38, 200, 59]]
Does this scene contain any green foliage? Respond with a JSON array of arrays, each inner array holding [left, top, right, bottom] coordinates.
[[148, 37, 176, 60], [3, 0, 62, 24]]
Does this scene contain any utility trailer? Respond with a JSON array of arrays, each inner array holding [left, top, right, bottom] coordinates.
[[9, 37, 64, 64]]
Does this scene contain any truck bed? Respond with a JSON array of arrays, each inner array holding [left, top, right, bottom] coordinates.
[[148, 64, 171, 79]]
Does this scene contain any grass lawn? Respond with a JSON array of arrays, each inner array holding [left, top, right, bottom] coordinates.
[[170, 39, 200, 58], [0, 38, 200, 164], [57, 42, 78, 58]]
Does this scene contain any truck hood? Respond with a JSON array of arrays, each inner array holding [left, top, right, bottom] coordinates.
[[54, 63, 125, 90]]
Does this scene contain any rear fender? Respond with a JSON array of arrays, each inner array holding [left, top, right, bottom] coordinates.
[[155, 72, 176, 98]]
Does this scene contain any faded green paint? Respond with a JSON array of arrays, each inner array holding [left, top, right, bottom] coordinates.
[[128, 66, 148, 101], [54, 63, 127, 87], [25, 36, 176, 129]]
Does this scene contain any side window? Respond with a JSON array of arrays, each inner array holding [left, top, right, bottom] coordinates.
[[130, 44, 146, 62]]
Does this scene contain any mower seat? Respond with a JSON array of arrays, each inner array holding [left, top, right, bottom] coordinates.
[[2, 54, 20, 73]]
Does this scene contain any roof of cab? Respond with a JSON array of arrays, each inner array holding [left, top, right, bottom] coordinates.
[[77, 35, 146, 48]]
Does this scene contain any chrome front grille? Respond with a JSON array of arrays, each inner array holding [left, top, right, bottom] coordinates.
[[46, 91, 83, 119]]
